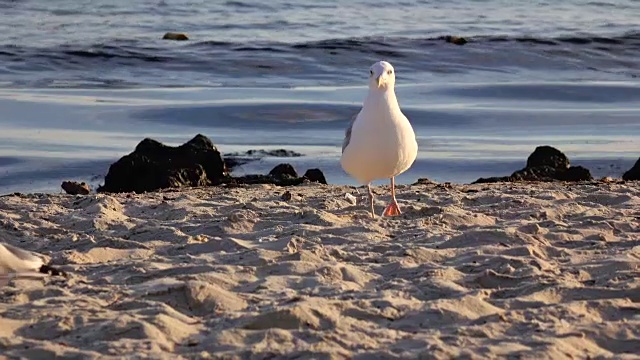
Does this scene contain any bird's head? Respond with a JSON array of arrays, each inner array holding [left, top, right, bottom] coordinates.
[[368, 61, 395, 90]]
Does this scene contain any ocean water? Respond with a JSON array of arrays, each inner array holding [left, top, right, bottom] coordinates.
[[1, 0, 639, 194]]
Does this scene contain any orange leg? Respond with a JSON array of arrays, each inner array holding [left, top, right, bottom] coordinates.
[[382, 177, 401, 216]]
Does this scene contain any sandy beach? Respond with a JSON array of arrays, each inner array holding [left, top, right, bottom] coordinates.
[[0, 180, 638, 359]]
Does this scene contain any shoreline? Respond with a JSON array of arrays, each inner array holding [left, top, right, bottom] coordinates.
[[3, 135, 636, 196], [1, 181, 638, 358], [0, 173, 636, 198]]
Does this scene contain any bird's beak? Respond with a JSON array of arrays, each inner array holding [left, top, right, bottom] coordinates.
[[376, 75, 384, 88]]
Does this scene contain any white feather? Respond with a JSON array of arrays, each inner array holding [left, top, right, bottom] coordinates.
[[0, 242, 47, 286], [341, 61, 418, 184]]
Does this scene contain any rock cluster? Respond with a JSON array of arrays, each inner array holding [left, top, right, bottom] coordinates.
[[474, 146, 593, 183], [98, 135, 326, 193]]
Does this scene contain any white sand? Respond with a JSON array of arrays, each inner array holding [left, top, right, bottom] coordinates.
[[0, 181, 639, 359]]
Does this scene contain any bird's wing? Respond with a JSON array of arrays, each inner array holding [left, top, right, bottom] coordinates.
[[0, 243, 44, 273], [342, 110, 361, 153]]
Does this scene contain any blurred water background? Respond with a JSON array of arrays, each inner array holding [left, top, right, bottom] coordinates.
[[1, 0, 639, 193]]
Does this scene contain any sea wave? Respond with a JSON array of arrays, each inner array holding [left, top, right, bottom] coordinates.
[[1, 32, 639, 88]]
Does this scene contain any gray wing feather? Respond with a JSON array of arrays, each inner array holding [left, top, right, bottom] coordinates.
[[341, 112, 359, 153]]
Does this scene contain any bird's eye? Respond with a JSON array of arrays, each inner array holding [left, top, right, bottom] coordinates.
[[369, 70, 373, 76], [387, 70, 393, 75]]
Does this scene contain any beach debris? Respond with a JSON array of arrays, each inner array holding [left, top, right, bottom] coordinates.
[[622, 157, 640, 180], [162, 32, 189, 41], [61, 181, 90, 195], [281, 191, 293, 201], [345, 193, 357, 205], [98, 134, 226, 193], [473, 145, 593, 183]]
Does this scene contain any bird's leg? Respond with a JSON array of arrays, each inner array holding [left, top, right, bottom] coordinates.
[[367, 183, 375, 218], [383, 177, 402, 216]]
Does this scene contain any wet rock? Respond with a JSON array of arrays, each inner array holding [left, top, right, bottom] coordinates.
[[99, 135, 328, 191], [472, 177, 507, 184], [228, 164, 327, 187], [443, 35, 467, 45], [510, 165, 558, 181], [622, 158, 640, 180], [162, 32, 189, 41], [269, 163, 298, 179], [303, 168, 327, 184], [224, 149, 304, 171], [473, 146, 593, 184], [61, 181, 90, 195], [98, 134, 226, 193], [556, 165, 592, 181], [526, 145, 569, 170], [413, 178, 437, 185]]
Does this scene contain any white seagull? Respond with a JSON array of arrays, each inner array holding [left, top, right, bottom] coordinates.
[[0, 242, 66, 287], [341, 61, 418, 218]]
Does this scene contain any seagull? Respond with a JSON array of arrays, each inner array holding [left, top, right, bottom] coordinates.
[[0, 242, 66, 287], [341, 61, 418, 218]]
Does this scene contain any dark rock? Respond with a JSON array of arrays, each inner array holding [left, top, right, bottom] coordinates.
[[473, 176, 511, 184], [557, 166, 593, 182], [472, 146, 592, 184], [526, 146, 570, 170], [100, 135, 328, 191], [302, 169, 327, 184], [61, 181, 90, 195], [98, 134, 226, 193], [269, 164, 298, 179], [443, 35, 467, 45], [413, 178, 438, 185], [511, 165, 559, 181], [225, 167, 328, 187], [622, 158, 640, 180], [162, 32, 189, 41]]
